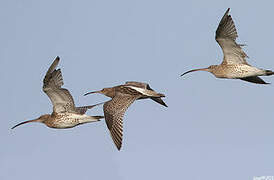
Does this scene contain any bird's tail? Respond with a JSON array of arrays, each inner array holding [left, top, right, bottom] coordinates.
[[151, 97, 168, 107], [265, 70, 274, 76]]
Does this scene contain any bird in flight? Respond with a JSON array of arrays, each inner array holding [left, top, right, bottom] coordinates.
[[84, 81, 167, 150], [12, 56, 104, 129], [181, 8, 274, 84]]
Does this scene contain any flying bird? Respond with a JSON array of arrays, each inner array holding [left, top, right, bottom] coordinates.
[[12, 56, 104, 129], [84, 81, 167, 150], [181, 8, 274, 84]]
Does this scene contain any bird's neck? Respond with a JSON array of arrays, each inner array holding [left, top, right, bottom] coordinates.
[[42, 114, 52, 124]]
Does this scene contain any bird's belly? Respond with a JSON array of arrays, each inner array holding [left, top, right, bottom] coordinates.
[[49, 119, 79, 129], [48, 113, 98, 129], [47, 113, 85, 129], [215, 66, 264, 79]]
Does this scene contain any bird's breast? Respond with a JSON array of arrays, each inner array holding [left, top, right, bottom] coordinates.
[[45, 113, 82, 129]]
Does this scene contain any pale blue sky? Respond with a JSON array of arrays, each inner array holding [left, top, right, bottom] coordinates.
[[1, 0, 274, 179]]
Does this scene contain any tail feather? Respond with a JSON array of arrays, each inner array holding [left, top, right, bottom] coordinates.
[[151, 97, 168, 107], [265, 70, 274, 76]]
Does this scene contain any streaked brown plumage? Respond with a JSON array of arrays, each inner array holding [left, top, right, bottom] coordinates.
[[12, 56, 104, 129], [181, 8, 274, 84], [84, 81, 167, 150]]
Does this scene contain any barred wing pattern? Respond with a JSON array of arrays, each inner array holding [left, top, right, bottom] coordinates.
[[103, 93, 140, 150], [215, 8, 249, 65], [43, 57, 76, 113]]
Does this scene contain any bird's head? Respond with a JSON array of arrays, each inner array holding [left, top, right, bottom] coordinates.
[[11, 114, 50, 129]]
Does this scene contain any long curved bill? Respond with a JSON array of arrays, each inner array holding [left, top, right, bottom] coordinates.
[[11, 119, 40, 129], [180, 68, 209, 77], [84, 90, 101, 96]]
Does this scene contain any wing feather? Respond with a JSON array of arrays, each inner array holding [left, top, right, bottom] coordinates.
[[43, 57, 76, 113], [215, 8, 249, 65], [103, 93, 139, 150]]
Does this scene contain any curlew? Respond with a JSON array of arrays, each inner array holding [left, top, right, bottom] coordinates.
[[12, 56, 104, 129], [181, 8, 274, 84], [84, 81, 167, 150]]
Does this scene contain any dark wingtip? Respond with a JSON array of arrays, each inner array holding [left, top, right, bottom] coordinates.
[[223, 8, 230, 18], [160, 103, 168, 107], [160, 99, 168, 107], [158, 101, 168, 107], [54, 56, 60, 63], [159, 102, 168, 107]]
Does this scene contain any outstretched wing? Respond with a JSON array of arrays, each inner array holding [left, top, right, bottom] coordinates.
[[125, 81, 167, 107], [215, 8, 249, 65], [103, 93, 139, 150], [43, 57, 76, 113]]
